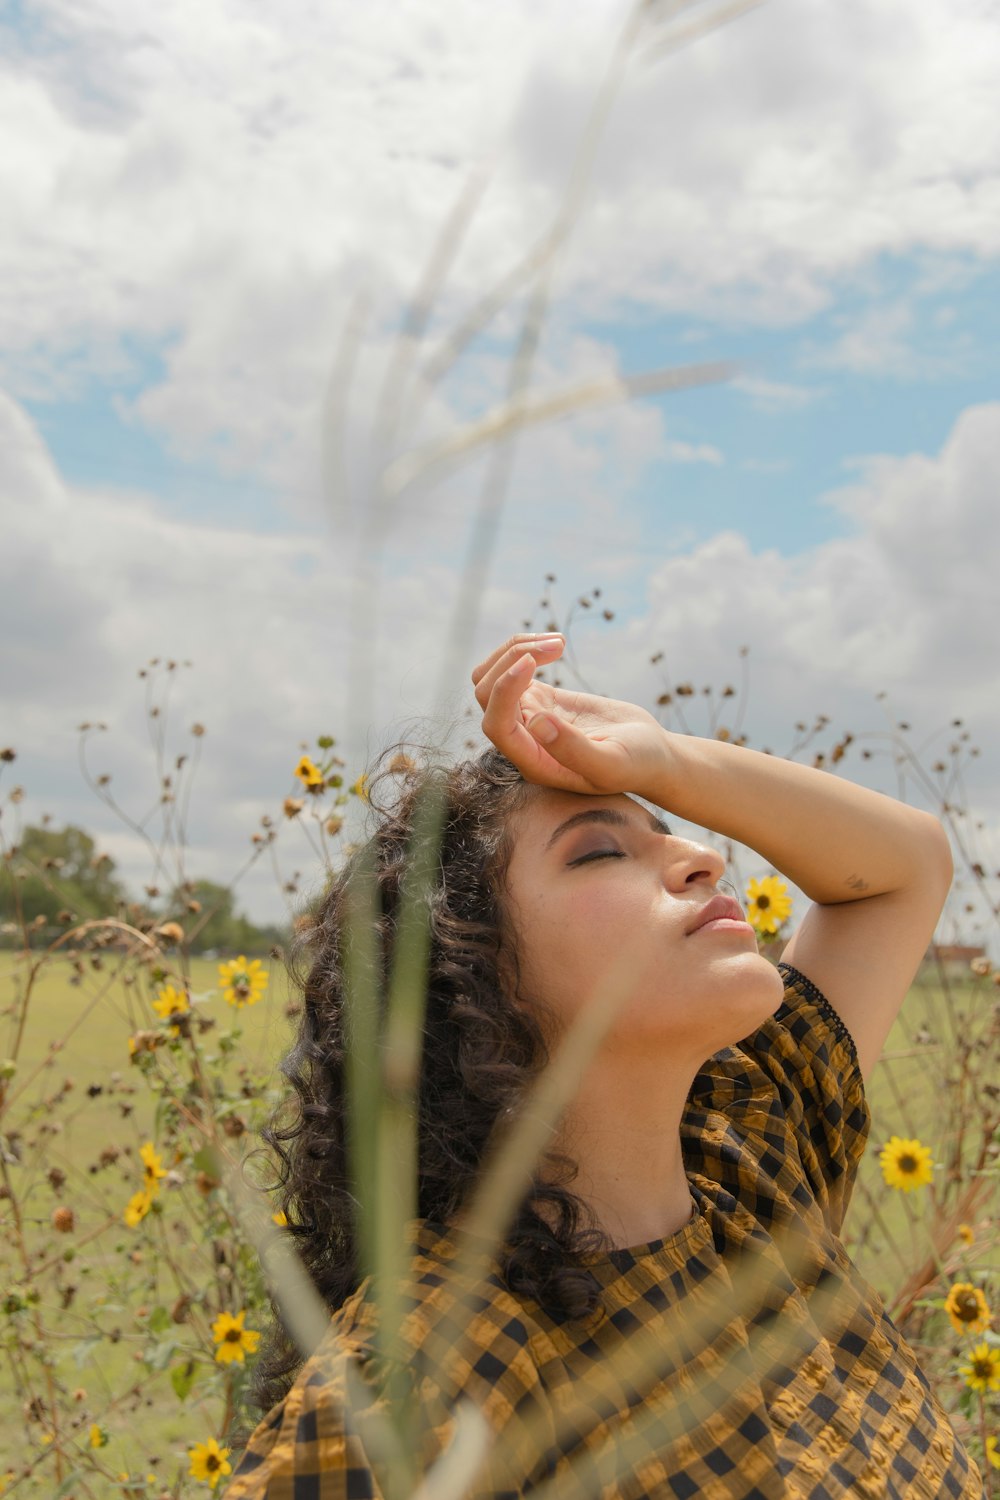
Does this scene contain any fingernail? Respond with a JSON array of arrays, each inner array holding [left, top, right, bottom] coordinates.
[[531, 715, 558, 744], [533, 637, 562, 651]]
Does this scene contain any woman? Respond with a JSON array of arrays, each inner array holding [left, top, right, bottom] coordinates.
[[225, 633, 984, 1499]]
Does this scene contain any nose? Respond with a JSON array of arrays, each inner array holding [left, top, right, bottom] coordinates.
[[663, 838, 725, 891]]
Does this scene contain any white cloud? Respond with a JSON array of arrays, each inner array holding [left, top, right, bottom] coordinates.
[[733, 376, 824, 413], [665, 441, 723, 465], [804, 300, 963, 378], [0, 368, 666, 917], [1, 0, 999, 477], [4, 391, 998, 945], [628, 402, 1000, 722], [576, 400, 1000, 948]]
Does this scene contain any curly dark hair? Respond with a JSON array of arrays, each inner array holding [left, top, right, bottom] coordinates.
[[243, 743, 610, 1424]]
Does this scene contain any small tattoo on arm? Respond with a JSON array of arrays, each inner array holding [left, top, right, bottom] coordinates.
[[845, 873, 870, 892]]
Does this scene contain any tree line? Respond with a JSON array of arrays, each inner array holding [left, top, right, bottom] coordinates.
[[0, 823, 287, 954]]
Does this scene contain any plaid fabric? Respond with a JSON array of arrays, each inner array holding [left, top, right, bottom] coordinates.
[[224, 964, 985, 1499]]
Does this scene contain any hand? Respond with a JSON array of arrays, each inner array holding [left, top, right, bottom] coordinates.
[[471, 634, 672, 799]]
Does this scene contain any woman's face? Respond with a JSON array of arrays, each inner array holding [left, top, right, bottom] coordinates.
[[501, 787, 784, 1068]]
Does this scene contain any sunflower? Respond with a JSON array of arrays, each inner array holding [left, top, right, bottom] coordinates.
[[351, 772, 370, 802], [878, 1135, 934, 1192], [152, 983, 188, 1018], [272, 1209, 288, 1227], [123, 1189, 153, 1228], [293, 755, 324, 790], [188, 1438, 232, 1490], [944, 1282, 991, 1336], [217, 955, 268, 1008], [957, 1222, 975, 1247], [986, 1436, 1000, 1471], [959, 1342, 1000, 1393], [211, 1308, 261, 1365], [139, 1142, 167, 1196], [745, 875, 793, 936], [151, 984, 189, 1036], [89, 1424, 107, 1449]]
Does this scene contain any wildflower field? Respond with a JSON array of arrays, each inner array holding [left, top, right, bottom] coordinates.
[[1, 673, 997, 1497]]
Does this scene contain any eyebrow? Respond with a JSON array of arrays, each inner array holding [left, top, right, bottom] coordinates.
[[544, 806, 670, 853]]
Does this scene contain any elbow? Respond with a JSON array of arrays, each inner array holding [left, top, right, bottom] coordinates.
[[916, 811, 954, 899]]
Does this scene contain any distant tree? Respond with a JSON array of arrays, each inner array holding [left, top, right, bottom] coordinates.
[[167, 878, 285, 956], [0, 826, 285, 955], [0, 824, 130, 939]]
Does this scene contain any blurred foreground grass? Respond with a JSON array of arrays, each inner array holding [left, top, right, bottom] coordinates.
[[1, 951, 992, 1493]]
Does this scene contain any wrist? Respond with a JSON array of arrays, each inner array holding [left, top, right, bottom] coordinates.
[[638, 724, 688, 810]]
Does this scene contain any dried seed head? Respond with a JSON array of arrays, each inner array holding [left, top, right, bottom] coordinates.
[[172, 1293, 193, 1324]]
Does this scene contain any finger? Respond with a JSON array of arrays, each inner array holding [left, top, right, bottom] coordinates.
[[479, 652, 551, 769], [479, 659, 595, 792], [472, 634, 564, 707], [470, 632, 563, 687]]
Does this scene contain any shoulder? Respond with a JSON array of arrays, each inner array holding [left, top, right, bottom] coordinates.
[[684, 963, 871, 1234]]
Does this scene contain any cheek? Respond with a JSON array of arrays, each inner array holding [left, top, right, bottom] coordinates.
[[523, 884, 648, 990]]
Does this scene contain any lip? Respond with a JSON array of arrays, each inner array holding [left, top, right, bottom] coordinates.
[[685, 893, 751, 936]]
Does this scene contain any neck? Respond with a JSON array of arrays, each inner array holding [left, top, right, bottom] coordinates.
[[550, 1049, 696, 1251]]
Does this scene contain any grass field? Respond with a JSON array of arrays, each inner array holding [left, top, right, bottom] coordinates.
[[1, 952, 994, 1493], [0, 953, 296, 1494]]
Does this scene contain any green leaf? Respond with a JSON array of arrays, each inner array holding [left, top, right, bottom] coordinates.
[[148, 1305, 171, 1334], [54, 1471, 84, 1498], [170, 1358, 199, 1402]]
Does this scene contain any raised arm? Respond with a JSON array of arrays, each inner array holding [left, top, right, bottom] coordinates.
[[473, 633, 954, 1082], [640, 732, 953, 1081]]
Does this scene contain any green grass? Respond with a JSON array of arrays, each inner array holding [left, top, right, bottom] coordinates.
[[852, 973, 993, 1295], [0, 952, 297, 1494], [0, 955, 993, 1493]]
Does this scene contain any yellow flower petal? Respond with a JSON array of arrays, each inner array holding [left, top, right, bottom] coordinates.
[[152, 984, 189, 1021], [745, 875, 793, 935], [293, 755, 324, 789], [878, 1134, 934, 1192], [211, 1309, 261, 1365], [123, 1189, 153, 1228], [944, 1282, 991, 1336], [217, 956, 268, 1008], [959, 1342, 1000, 1393], [188, 1438, 233, 1489]]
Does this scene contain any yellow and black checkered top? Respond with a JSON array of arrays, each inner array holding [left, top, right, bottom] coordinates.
[[224, 964, 985, 1499]]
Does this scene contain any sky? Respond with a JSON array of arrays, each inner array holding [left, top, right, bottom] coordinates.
[[1, 0, 998, 946]]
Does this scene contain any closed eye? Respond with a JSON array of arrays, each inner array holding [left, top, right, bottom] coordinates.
[[567, 849, 627, 868]]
